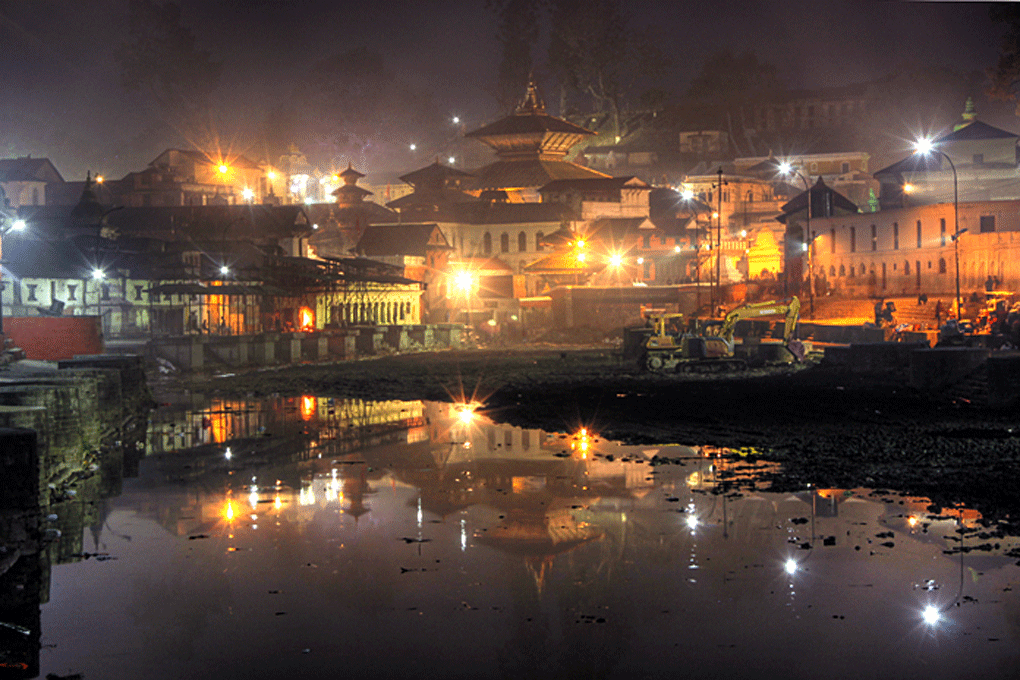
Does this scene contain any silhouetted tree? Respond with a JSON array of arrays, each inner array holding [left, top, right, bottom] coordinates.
[[988, 4, 1020, 115], [547, 0, 670, 137], [685, 51, 784, 156], [488, 0, 544, 114]]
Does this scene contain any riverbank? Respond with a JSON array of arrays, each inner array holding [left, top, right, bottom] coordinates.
[[192, 345, 1020, 530]]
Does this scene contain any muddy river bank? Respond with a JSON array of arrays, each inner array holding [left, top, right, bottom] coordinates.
[[187, 346, 1020, 532]]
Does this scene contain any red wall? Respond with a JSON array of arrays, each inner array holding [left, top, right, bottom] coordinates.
[[5, 317, 103, 361]]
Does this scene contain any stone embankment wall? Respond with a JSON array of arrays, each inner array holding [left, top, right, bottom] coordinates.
[[152, 324, 464, 373], [0, 354, 153, 677]]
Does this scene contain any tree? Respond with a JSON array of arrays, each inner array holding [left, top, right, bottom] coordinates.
[[113, 0, 222, 142], [685, 51, 784, 156], [487, 0, 544, 114], [547, 0, 669, 138], [264, 48, 444, 172], [988, 4, 1020, 114]]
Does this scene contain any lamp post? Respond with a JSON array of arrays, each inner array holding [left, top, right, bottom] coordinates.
[[681, 190, 705, 314], [779, 162, 813, 317], [0, 217, 26, 338], [713, 168, 727, 316], [914, 138, 961, 321]]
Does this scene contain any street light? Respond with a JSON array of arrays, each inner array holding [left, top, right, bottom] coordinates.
[[0, 216, 27, 338], [914, 138, 961, 321], [454, 270, 475, 327], [779, 161, 813, 317]]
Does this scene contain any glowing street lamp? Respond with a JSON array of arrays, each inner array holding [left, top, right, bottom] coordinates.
[[218, 164, 229, 175], [241, 187, 254, 202], [914, 138, 961, 321], [0, 215, 28, 336]]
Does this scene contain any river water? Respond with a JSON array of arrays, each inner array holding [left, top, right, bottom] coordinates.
[[22, 394, 1020, 679]]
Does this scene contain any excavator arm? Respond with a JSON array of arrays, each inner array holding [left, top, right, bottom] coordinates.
[[717, 297, 803, 359]]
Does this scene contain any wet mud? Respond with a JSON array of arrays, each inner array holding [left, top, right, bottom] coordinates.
[[195, 346, 1020, 530]]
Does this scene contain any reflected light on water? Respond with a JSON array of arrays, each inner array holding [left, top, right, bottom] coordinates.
[[685, 514, 699, 530], [784, 558, 798, 575], [224, 500, 235, 522], [922, 605, 942, 626]]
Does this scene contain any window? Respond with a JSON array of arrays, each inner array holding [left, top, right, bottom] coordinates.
[[916, 220, 922, 248], [939, 258, 947, 274], [830, 229, 835, 253], [518, 232, 527, 252], [839, 264, 845, 277], [850, 227, 856, 253], [643, 234, 651, 249], [535, 232, 544, 251], [483, 232, 492, 255], [893, 222, 899, 250], [940, 218, 946, 246], [871, 224, 877, 251], [643, 260, 652, 279], [904, 261, 910, 275], [134, 285, 144, 301], [841, 162, 850, 174], [980, 215, 996, 233], [500, 232, 509, 253], [848, 264, 854, 278], [26, 284, 37, 302], [32, 188, 40, 205], [68, 284, 77, 301], [860, 263, 866, 276], [829, 265, 835, 277]]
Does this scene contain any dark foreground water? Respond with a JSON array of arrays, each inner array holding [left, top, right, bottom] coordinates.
[[25, 396, 1020, 679]]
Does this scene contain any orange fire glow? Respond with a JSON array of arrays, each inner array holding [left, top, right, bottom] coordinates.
[[299, 306, 315, 331], [300, 396, 317, 421]]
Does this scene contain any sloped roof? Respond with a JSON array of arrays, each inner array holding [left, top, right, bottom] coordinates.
[[524, 252, 603, 274], [872, 152, 945, 179], [466, 113, 595, 139], [938, 120, 1018, 142], [0, 157, 64, 183], [386, 187, 479, 210], [470, 159, 609, 191], [399, 162, 475, 188], [354, 223, 452, 257], [539, 176, 649, 194], [778, 178, 858, 222]]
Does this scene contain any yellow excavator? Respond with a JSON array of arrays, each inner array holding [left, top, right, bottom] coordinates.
[[641, 296, 804, 373]]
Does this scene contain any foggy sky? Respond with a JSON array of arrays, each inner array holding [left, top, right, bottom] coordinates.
[[0, 0, 1008, 181]]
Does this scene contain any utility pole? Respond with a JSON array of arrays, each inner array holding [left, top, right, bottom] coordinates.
[[713, 168, 727, 316]]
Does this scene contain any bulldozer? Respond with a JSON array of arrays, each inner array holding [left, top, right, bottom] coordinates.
[[640, 296, 804, 373]]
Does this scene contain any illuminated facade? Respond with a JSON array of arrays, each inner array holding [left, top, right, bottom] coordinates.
[[807, 199, 1020, 298]]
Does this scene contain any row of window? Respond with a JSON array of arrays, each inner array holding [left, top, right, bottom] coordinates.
[[826, 259, 947, 279], [482, 231, 541, 255], [829, 216, 997, 254]]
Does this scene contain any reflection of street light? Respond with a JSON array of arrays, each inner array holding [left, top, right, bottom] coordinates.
[[914, 138, 961, 320], [779, 161, 813, 317]]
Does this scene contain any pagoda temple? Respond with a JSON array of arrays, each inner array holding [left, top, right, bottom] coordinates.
[[465, 81, 609, 201]]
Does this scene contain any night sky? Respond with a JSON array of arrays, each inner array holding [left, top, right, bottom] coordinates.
[[0, 0, 1009, 180]]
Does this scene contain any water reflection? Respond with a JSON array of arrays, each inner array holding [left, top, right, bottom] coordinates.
[[2, 395, 1018, 678]]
